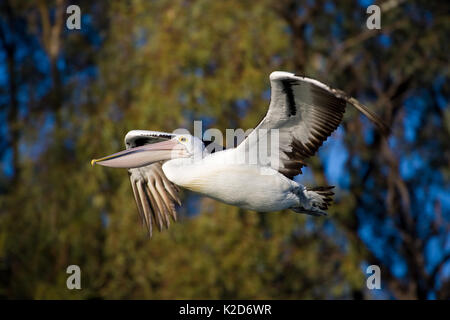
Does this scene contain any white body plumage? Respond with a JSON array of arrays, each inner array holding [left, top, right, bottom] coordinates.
[[162, 149, 302, 212]]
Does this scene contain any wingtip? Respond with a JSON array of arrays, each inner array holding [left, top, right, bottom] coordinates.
[[91, 159, 97, 167]]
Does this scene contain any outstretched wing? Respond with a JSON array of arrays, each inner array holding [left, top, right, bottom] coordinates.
[[236, 71, 388, 179], [126, 130, 181, 237]]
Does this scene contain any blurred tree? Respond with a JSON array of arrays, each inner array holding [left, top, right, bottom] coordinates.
[[0, 0, 448, 299]]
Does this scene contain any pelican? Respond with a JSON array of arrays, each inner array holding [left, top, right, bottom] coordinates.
[[92, 71, 388, 236]]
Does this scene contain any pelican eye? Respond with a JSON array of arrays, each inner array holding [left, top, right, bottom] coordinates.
[[179, 137, 187, 143]]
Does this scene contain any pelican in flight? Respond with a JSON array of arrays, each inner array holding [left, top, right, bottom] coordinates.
[[92, 71, 388, 236]]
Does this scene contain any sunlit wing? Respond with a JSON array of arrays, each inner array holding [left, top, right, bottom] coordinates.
[[236, 71, 388, 179], [126, 130, 181, 237]]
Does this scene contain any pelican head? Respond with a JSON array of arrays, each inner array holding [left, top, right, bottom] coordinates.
[[91, 134, 204, 169]]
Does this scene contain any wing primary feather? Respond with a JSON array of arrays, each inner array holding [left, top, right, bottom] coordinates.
[[148, 180, 171, 229], [348, 97, 390, 135], [130, 179, 147, 228], [136, 181, 153, 237], [154, 164, 181, 205], [154, 177, 177, 222], [330, 89, 390, 135], [126, 147, 181, 237], [166, 182, 181, 206], [309, 107, 343, 123], [145, 182, 165, 231], [307, 133, 323, 145], [309, 121, 330, 135]]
